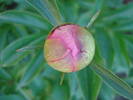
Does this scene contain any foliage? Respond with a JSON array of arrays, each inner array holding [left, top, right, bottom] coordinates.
[[0, 0, 133, 100]]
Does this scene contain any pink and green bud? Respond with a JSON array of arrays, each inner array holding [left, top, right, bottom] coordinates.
[[44, 24, 95, 72]]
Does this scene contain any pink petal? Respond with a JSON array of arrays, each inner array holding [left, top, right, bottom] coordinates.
[[44, 24, 95, 72]]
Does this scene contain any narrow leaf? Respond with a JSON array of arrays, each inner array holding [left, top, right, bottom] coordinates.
[[91, 64, 133, 100], [68, 68, 102, 100], [103, 3, 133, 22], [0, 68, 12, 80], [56, 0, 79, 23], [26, 0, 63, 25], [0, 10, 53, 30], [19, 51, 44, 87], [0, 34, 42, 66], [0, 95, 25, 100]]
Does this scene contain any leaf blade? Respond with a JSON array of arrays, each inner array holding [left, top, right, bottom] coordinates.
[[26, 0, 63, 25], [0, 10, 53, 30], [0, 34, 42, 66], [91, 64, 133, 100]]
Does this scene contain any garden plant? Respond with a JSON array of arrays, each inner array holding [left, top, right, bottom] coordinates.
[[0, 0, 133, 100]]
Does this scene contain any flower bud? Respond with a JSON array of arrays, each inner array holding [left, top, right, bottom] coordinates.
[[44, 24, 95, 72]]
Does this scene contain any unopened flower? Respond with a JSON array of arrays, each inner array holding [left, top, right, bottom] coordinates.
[[44, 24, 95, 72]]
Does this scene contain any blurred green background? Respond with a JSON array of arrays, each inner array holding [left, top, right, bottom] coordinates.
[[0, 0, 133, 100]]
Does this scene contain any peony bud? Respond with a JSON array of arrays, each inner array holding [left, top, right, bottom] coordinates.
[[44, 24, 95, 72]]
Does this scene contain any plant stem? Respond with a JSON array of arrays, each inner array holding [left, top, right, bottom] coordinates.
[[86, 10, 101, 28], [60, 72, 65, 85]]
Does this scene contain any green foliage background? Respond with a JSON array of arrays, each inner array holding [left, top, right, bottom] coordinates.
[[0, 0, 133, 100]]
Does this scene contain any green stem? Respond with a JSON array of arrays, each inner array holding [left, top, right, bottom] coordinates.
[[60, 72, 65, 85], [86, 11, 101, 28]]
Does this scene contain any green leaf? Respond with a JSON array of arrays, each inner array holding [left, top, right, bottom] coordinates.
[[0, 30, 7, 51], [26, 0, 63, 25], [0, 34, 42, 66], [124, 35, 133, 62], [113, 19, 133, 31], [94, 0, 105, 12], [13, 24, 28, 37], [99, 83, 115, 100], [17, 88, 32, 100], [103, 3, 133, 22], [125, 77, 133, 86], [47, 84, 69, 100], [91, 64, 133, 100], [68, 73, 86, 100], [0, 68, 12, 80], [19, 51, 44, 87], [0, 10, 53, 30], [0, 95, 25, 100], [56, 0, 79, 23], [68, 68, 102, 100], [94, 28, 114, 67], [105, 0, 123, 8], [108, 31, 130, 73], [4, 36, 44, 66]]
